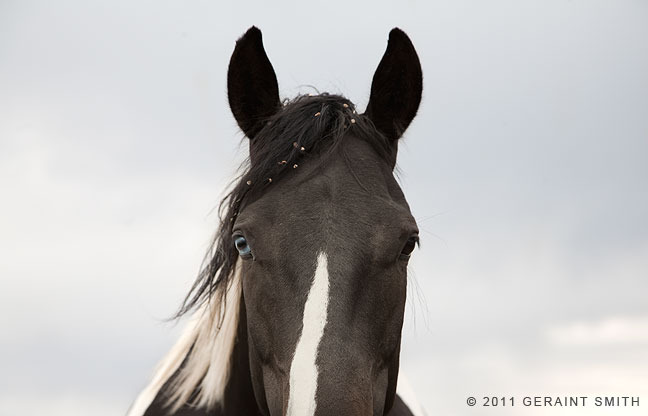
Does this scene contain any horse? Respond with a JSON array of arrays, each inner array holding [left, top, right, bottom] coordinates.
[[127, 26, 425, 416]]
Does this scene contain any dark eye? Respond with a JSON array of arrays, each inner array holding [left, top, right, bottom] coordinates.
[[399, 235, 419, 260], [234, 235, 252, 258]]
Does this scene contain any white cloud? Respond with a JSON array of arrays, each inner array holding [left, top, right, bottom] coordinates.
[[546, 316, 648, 347], [0, 393, 125, 416]]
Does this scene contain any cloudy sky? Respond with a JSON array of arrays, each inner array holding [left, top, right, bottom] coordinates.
[[1, 1, 647, 415]]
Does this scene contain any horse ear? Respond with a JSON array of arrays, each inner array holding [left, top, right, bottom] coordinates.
[[365, 28, 423, 141], [227, 27, 280, 139]]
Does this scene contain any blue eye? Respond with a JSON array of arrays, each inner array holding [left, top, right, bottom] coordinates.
[[234, 235, 252, 257]]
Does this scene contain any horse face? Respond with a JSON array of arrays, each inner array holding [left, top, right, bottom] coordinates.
[[228, 27, 422, 416], [234, 147, 417, 415]]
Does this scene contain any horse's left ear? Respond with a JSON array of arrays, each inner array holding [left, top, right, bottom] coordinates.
[[365, 28, 423, 141], [227, 26, 281, 139]]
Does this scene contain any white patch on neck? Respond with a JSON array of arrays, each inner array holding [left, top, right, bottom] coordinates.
[[287, 252, 330, 416], [126, 262, 243, 416]]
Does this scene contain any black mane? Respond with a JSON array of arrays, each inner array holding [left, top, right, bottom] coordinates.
[[176, 93, 393, 319]]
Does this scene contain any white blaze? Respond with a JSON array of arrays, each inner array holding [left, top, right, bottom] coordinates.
[[287, 252, 330, 416]]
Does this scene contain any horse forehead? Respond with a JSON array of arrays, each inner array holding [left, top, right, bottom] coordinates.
[[240, 139, 409, 228], [269, 164, 403, 220], [287, 147, 400, 205]]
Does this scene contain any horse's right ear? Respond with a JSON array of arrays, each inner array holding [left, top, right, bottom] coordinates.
[[227, 27, 280, 139]]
